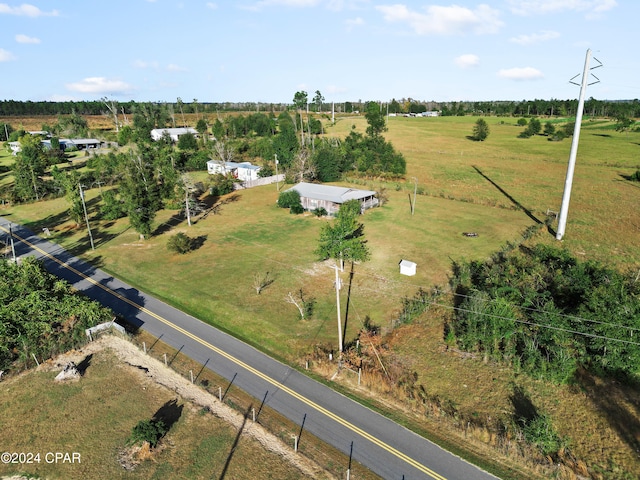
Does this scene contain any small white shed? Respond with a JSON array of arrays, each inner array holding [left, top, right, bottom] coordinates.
[[399, 259, 417, 276]]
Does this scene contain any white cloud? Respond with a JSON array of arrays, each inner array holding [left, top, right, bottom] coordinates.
[[66, 77, 134, 95], [167, 63, 187, 72], [510, 30, 559, 45], [206, 2, 218, 9], [507, 0, 617, 17], [454, 54, 480, 68], [345, 16, 364, 30], [133, 59, 160, 69], [376, 3, 503, 35], [497, 67, 544, 81], [245, 0, 363, 11], [0, 3, 59, 17], [0, 48, 16, 61], [15, 33, 40, 44]]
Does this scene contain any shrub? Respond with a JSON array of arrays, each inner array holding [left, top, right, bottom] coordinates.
[[167, 232, 193, 254], [290, 203, 304, 214], [277, 189, 301, 209], [312, 207, 327, 217], [521, 414, 566, 457], [127, 419, 168, 448], [208, 173, 235, 197]]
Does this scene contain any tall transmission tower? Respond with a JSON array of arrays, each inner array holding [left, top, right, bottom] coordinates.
[[556, 49, 602, 240]]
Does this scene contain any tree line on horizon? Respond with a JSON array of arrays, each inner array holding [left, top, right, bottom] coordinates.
[[1, 96, 639, 119]]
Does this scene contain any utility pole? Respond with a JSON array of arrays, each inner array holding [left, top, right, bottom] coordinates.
[[334, 264, 343, 353], [8, 224, 16, 262], [556, 49, 602, 241], [79, 184, 95, 250], [185, 188, 191, 226], [274, 154, 279, 191]]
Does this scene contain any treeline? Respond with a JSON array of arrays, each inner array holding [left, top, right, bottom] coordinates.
[[0, 100, 292, 117], [3, 97, 640, 119], [0, 257, 113, 373], [448, 244, 640, 383]]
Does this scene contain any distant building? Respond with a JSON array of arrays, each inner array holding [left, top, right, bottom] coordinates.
[[207, 160, 261, 182], [9, 137, 103, 154], [150, 127, 198, 142], [285, 182, 378, 216]]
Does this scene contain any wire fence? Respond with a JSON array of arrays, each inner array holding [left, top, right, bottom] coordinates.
[[100, 328, 382, 480]]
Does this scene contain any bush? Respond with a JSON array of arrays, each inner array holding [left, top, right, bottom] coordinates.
[[290, 203, 304, 214], [277, 189, 301, 209], [208, 173, 235, 197], [521, 414, 566, 457], [167, 232, 193, 254], [127, 419, 168, 448], [312, 207, 327, 217]]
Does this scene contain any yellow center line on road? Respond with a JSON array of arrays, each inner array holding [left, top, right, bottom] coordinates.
[[3, 225, 447, 480]]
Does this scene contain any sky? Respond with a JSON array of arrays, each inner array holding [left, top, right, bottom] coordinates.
[[0, 1, 637, 104]]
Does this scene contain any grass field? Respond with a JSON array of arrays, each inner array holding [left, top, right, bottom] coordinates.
[[1, 113, 639, 478]]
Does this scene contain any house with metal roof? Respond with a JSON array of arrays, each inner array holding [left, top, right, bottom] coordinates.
[[150, 127, 198, 142], [286, 182, 378, 215]]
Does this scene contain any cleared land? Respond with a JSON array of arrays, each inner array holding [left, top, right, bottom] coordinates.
[[1, 114, 639, 478]]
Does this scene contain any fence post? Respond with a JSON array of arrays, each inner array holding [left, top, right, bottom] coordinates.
[[190, 370, 194, 383], [163, 353, 167, 366], [143, 342, 146, 354]]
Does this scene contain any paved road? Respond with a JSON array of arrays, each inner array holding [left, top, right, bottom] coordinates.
[[2, 218, 499, 480]]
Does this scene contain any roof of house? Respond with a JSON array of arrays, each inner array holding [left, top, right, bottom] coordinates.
[[288, 182, 377, 204], [207, 160, 261, 171], [151, 127, 197, 136]]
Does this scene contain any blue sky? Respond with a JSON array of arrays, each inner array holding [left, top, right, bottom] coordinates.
[[0, 1, 636, 103]]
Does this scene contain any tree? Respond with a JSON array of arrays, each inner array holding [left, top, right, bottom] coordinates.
[[364, 101, 386, 137], [50, 167, 84, 225], [177, 132, 197, 151], [101, 97, 120, 132], [315, 199, 370, 271], [543, 122, 556, 136], [289, 148, 316, 183], [12, 134, 48, 202], [615, 115, 634, 135], [120, 152, 161, 239], [293, 91, 308, 111], [313, 90, 324, 112], [472, 118, 490, 141]]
